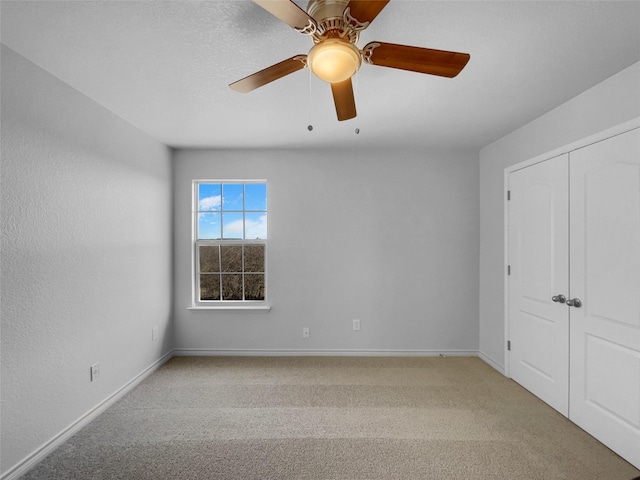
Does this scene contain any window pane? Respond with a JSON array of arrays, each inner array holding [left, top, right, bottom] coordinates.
[[199, 246, 220, 272], [198, 184, 221, 211], [222, 212, 244, 239], [244, 245, 265, 272], [244, 274, 265, 300], [222, 184, 244, 211], [245, 213, 267, 239], [221, 274, 243, 300], [198, 212, 221, 239], [245, 183, 267, 211], [220, 245, 242, 272], [200, 274, 220, 300], [194, 181, 268, 304]]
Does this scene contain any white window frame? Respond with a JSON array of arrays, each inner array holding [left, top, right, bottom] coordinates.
[[189, 180, 269, 311]]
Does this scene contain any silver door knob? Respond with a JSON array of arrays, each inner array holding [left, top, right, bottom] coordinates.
[[552, 295, 566, 303], [566, 298, 582, 308]]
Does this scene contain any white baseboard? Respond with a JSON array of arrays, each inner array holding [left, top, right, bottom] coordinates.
[[173, 348, 479, 357], [1, 350, 174, 480], [479, 351, 505, 375]]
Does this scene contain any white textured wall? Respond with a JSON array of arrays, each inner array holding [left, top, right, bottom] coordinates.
[[173, 147, 479, 354], [478, 61, 640, 370], [0, 46, 173, 475]]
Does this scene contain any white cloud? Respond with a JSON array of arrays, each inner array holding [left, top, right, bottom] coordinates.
[[199, 195, 221, 210], [222, 215, 267, 239], [224, 219, 244, 238], [245, 214, 267, 239]]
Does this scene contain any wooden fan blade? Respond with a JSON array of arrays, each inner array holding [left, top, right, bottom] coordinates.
[[331, 78, 357, 121], [346, 0, 390, 25], [229, 56, 307, 93], [364, 42, 470, 78], [252, 0, 317, 32]]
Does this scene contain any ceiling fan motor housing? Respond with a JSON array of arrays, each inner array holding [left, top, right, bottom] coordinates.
[[307, 0, 349, 22], [307, 0, 359, 44]]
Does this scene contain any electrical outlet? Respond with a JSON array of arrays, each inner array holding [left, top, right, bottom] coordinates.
[[90, 363, 100, 382], [303, 327, 310, 338], [152, 327, 159, 341], [353, 319, 360, 331]]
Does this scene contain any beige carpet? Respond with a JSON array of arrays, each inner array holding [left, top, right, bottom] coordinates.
[[22, 356, 640, 479]]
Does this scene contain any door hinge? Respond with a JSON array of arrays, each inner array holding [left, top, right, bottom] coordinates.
[[507, 190, 511, 201], [507, 340, 511, 351], [507, 265, 511, 276]]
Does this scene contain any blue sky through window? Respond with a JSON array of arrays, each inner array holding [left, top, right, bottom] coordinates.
[[198, 212, 221, 239], [198, 182, 267, 240], [198, 184, 221, 211], [222, 184, 243, 210], [245, 184, 267, 211], [222, 212, 243, 239]]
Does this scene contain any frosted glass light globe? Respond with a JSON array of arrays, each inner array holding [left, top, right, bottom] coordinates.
[[308, 39, 361, 83]]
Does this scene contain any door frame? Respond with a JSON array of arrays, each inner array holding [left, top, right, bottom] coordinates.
[[503, 117, 640, 378]]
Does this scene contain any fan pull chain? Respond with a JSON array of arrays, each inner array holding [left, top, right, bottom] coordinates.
[[307, 66, 313, 132], [354, 71, 360, 135]]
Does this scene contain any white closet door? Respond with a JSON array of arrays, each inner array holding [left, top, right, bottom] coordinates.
[[569, 127, 640, 468], [508, 154, 569, 416]]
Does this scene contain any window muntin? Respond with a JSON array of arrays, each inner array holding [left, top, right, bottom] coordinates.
[[194, 182, 267, 305]]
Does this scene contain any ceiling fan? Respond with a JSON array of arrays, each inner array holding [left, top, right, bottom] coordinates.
[[230, 0, 470, 121]]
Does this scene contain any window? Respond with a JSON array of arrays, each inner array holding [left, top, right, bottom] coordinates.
[[193, 181, 267, 307]]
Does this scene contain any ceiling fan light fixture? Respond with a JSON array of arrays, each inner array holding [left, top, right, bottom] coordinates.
[[308, 38, 361, 83], [231, 0, 470, 123]]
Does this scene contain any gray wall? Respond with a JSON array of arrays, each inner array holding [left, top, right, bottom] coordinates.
[[478, 61, 640, 370], [0, 47, 173, 475], [173, 147, 479, 354]]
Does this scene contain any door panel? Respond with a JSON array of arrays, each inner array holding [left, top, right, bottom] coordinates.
[[569, 127, 640, 468], [584, 335, 640, 428], [508, 154, 569, 416]]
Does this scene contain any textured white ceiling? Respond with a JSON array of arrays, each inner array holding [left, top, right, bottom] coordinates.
[[2, 0, 640, 149]]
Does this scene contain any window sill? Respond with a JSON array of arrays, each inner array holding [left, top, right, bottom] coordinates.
[[186, 305, 271, 312]]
